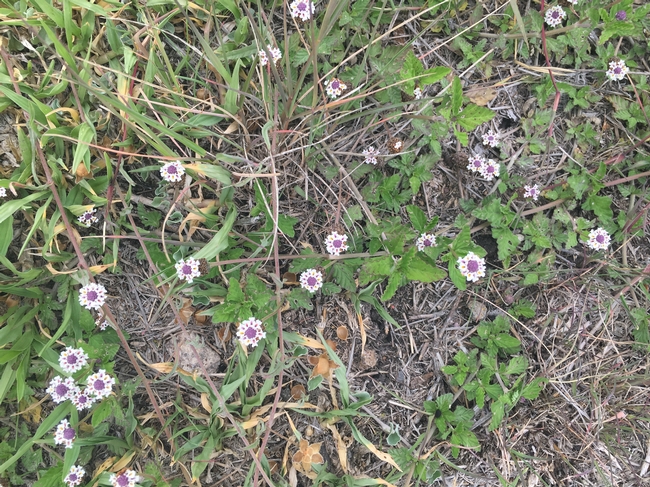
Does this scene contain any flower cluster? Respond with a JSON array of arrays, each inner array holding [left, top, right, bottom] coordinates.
[[109, 470, 141, 487], [416, 233, 436, 251], [160, 160, 185, 183], [545, 6, 566, 28], [72, 389, 95, 410], [523, 184, 540, 201], [586, 228, 611, 251], [606, 59, 629, 81], [325, 231, 349, 256], [47, 376, 80, 403], [300, 268, 323, 293], [96, 318, 109, 330], [86, 369, 116, 399], [175, 257, 202, 283], [59, 347, 89, 374], [413, 87, 423, 100], [54, 418, 76, 449], [79, 283, 107, 310], [362, 146, 380, 165], [482, 130, 499, 148], [78, 208, 98, 227], [65, 465, 85, 487], [259, 45, 282, 67], [467, 155, 500, 181], [237, 318, 266, 348], [290, 0, 315, 21], [457, 252, 486, 283], [325, 78, 347, 99]]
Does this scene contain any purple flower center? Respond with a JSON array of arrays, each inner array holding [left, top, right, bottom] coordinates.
[[67, 355, 78, 365], [117, 475, 129, 487], [333, 239, 342, 248], [64, 427, 75, 440], [473, 160, 482, 168], [78, 395, 88, 404], [94, 379, 105, 391], [167, 165, 177, 174], [487, 166, 495, 173], [423, 239, 432, 247], [613, 67, 621, 74], [615, 10, 626, 21], [182, 264, 192, 275], [87, 290, 98, 301], [56, 384, 68, 396], [596, 234, 605, 243], [551, 11, 559, 19], [68, 474, 78, 482], [307, 276, 317, 287], [245, 327, 257, 339], [298, 2, 306, 10], [331, 80, 340, 90], [467, 260, 479, 273]]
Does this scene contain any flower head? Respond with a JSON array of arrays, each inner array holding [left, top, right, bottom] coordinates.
[[236, 318, 267, 348], [109, 469, 141, 487], [160, 160, 185, 183], [85, 369, 115, 399], [59, 347, 89, 375], [416, 233, 437, 251], [457, 252, 486, 283], [615, 10, 627, 21], [54, 418, 76, 449], [289, 0, 315, 21], [325, 231, 349, 256], [175, 257, 201, 284], [64, 466, 85, 487], [523, 184, 540, 201], [586, 228, 611, 251], [0, 187, 6, 198], [467, 155, 486, 173], [545, 5, 566, 28], [96, 318, 109, 330], [387, 137, 403, 154], [78, 208, 98, 227], [413, 87, 423, 100], [362, 146, 380, 165], [482, 130, 500, 148], [479, 159, 500, 181], [325, 78, 347, 99], [78, 283, 107, 310], [606, 59, 629, 81], [71, 389, 96, 411], [300, 268, 323, 293], [47, 376, 79, 403], [259, 45, 282, 67]]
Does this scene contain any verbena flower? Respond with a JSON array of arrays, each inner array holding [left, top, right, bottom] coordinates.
[[78, 283, 107, 310], [47, 376, 79, 403], [325, 78, 347, 99], [160, 160, 185, 183], [479, 159, 500, 181], [457, 252, 486, 283], [467, 155, 486, 173], [236, 318, 266, 348], [0, 187, 6, 198], [59, 347, 89, 375], [482, 130, 500, 148], [300, 268, 323, 293], [586, 228, 611, 251], [78, 208, 98, 227], [109, 469, 141, 487], [362, 146, 379, 165], [523, 184, 540, 201], [325, 231, 349, 256], [85, 369, 115, 399], [388, 138, 403, 154], [416, 233, 436, 251], [615, 10, 626, 20], [175, 257, 201, 284], [289, 0, 315, 21], [71, 389, 96, 411], [413, 87, 423, 100], [64, 466, 85, 487], [96, 318, 109, 330], [259, 45, 282, 66], [54, 418, 76, 449], [545, 6, 566, 28], [606, 59, 629, 81]]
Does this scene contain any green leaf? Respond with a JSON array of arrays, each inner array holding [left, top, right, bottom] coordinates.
[[381, 272, 405, 301], [194, 207, 236, 260], [331, 263, 356, 292], [489, 398, 506, 431], [448, 259, 466, 291], [288, 287, 314, 310], [421, 67, 451, 85], [504, 356, 528, 375], [495, 333, 521, 350], [308, 374, 323, 391], [71, 123, 95, 175], [456, 104, 496, 131], [451, 77, 463, 116], [92, 399, 114, 427], [226, 278, 245, 303], [191, 436, 216, 481], [522, 378, 547, 400], [405, 254, 447, 283], [279, 214, 299, 237]]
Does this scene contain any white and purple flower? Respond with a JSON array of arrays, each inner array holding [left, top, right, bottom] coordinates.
[[47, 376, 79, 403], [85, 369, 115, 399], [289, 0, 315, 21], [300, 268, 323, 293], [467, 155, 486, 173], [59, 347, 89, 375], [175, 257, 202, 284], [78, 208, 98, 227], [78, 283, 107, 310], [586, 227, 611, 251], [236, 318, 267, 348], [54, 418, 76, 449], [109, 469, 141, 487], [325, 78, 347, 99], [64, 466, 85, 487], [71, 389, 96, 411], [606, 59, 629, 81], [362, 146, 380, 165], [480, 159, 500, 181], [545, 5, 566, 28], [325, 231, 349, 256], [523, 184, 540, 201], [416, 233, 437, 251], [482, 130, 500, 148], [160, 160, 185, 183], [457, 252, 486, 283], [258, 45, 282, 67]]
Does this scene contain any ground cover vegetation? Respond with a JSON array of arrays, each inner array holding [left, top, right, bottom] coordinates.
[[0, 0, 649, 485]]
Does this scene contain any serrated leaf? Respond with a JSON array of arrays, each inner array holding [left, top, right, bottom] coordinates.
[[451, 77, 463, 116], [226, 278, 245, 303], [456, 104, 495, 131], [421, 66, 451, 85], [522, 378, 547, 400], [407, 205, 427, 232], [405, 254, 447, 283], [504, 355, 528, 375], [495, 333, 521, 349], [381, 272, 405, 301], [331, 263, 356, 292]]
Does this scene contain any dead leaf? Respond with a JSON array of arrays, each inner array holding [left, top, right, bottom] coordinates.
[[358, 313, 367, 354], [326, 423, 349, 472], [465, 86, 497, 106], [201, 393, 212, 413]]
